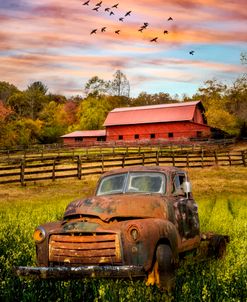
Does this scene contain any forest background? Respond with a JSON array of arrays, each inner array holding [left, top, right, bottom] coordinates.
[[0, 53, 246, 148]]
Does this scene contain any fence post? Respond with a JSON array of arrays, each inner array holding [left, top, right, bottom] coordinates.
[[20, 159, 25, 186], [142, 153, 145, 166], [101, 154, 104, 173], [52, 159, 56, 181], [77, 155, 82, 179], [241, 150, 246, 167], [214, 150, 218, 165], [156, 151, 159, 166], [122, 154, 125, 168], [186, 152, 189, 167], [201, 150, 204, 168]]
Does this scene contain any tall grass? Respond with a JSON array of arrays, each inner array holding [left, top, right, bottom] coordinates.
[[0, 167, 246, 301]]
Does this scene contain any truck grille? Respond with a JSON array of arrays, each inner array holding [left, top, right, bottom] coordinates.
[[49, 233, 122, 265]]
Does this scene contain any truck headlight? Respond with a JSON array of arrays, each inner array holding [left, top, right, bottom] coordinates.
[[130, 227, 140, 242], [33, 227, 46, 243]]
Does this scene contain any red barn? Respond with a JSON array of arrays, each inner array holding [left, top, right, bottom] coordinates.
[[103, 101, 211, 142], [61, 130, 106, 146]]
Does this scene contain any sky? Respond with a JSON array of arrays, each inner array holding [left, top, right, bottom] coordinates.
[[0, 0, 246, 98]]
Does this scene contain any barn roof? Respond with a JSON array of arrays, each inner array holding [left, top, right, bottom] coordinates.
[[61, 130, 106, 138], [103, 101, 203, 127]]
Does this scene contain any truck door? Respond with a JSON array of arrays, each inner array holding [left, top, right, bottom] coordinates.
[[172, 173, 200, 239]]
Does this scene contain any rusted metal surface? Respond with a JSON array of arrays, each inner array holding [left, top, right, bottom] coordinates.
[[49, 233, 122, 265], [14, 166, 229, 290]]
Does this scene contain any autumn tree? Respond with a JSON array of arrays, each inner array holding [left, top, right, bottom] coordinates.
[[77, 96, 108, 130], [192, 79, 239, 135], [38, 101, 68, 143], [0, 118, 42, 147], [6, 92, 30, 117]]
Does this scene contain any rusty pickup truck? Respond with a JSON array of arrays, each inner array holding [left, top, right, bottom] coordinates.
[[15, 166, 229, 290]]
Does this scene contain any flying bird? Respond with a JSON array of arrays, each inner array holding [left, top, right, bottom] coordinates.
[[83, 0, 90, 5], [101, 27, 106, 32], [140, 24, 148, 30], [96, 1, 102, 6], [138, 28, 144, 32], [119, 17, 124, 21], [92, 6, 99, 11], [115, 30, 120, 34], [150, 37, 158, 42], [189, 50, 195, 55], [125, 11, 131, 17], [163, 30, 168, 34], [143, 22, 149, 27], [105, 7, 110, 12], [90, 29, 97, 34], [110, 11, 114, 16], [112, 3, 119, 8], [167, 17, 173, 21]]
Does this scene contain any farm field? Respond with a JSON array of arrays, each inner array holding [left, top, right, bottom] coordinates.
[[0, 166, 246, 302]]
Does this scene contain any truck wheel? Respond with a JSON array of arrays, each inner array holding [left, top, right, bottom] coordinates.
[[156, 244, 175, 291]]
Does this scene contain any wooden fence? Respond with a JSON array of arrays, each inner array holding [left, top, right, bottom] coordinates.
[[0, 149, 246, 186], [0, 139, 236, 162]]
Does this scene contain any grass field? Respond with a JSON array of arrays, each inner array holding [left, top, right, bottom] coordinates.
[[0, 167, 246, 301]]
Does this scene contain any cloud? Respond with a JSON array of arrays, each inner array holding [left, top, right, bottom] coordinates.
[[0, 0, 246, 97]]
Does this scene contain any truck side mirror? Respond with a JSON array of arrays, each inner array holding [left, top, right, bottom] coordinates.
[[182, 181, 192, 194]]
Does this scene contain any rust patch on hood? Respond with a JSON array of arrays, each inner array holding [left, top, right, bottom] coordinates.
[[64, 194, 167, 222]]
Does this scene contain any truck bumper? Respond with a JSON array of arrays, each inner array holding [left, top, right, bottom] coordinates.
[[14, 265, 146, 279]]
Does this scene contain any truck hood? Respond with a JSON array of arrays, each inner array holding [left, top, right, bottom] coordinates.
[[64, 194, 167, 222]]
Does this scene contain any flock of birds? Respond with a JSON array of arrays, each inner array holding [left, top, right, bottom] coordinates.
[[81, 0, 195, 55]]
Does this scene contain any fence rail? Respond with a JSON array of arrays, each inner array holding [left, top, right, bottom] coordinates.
[[0, 149, 246, 185]]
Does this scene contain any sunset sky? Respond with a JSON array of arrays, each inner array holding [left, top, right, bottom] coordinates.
[[0, 0, 246, 98]]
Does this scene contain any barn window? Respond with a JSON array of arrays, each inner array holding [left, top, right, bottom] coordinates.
[[97, 137, 106, 141], [150, 133, 155, 139], [168, 132, 173, 138], [75, 137, 83, 142], [197, 131, 202, 138], [118, 135, 123, 140], [134, 134, 139, 139]]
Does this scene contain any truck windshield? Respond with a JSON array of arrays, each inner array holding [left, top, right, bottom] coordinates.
[[96, 172, 166, 196]]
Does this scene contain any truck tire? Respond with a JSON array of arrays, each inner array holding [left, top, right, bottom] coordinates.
[[156, 244, 175, 291]]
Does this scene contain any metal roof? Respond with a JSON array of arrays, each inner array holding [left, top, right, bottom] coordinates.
[[103, 101, 202, 126], [61, 130, 106, 138]]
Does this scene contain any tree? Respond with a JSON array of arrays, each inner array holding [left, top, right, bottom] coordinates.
[[77, 96, 110, 130], [0, 100, 12, 122], [39, 101, 68, 143], [192, 79, 244, 136], [0, 81, 19, 104], [27, 81, 48, 95], [26, 81, 49, 120], [0, 118, 43, 147], [84, 76, 110, 97], [6, 92, 30, 117], [110, 70, 130, 97], [131, 92, 176, 107]]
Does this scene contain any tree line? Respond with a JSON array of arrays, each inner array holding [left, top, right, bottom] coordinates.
[[0, 62, 246, 148]]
